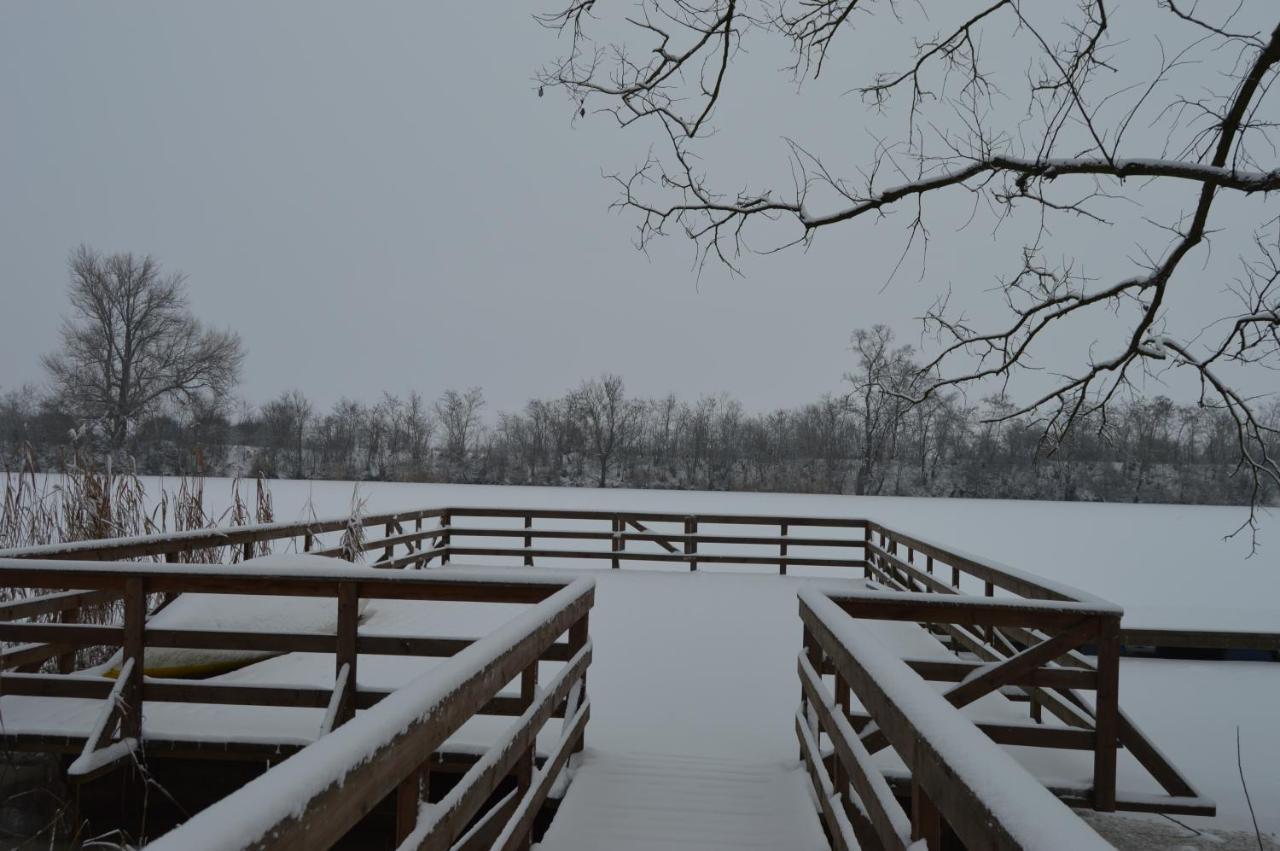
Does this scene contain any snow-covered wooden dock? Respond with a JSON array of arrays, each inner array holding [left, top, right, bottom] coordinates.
[[0, 504, 1261, 849]]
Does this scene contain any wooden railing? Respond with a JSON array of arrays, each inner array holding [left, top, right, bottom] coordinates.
[[853, 522, 1214, 819], [797, 588, 1114, 851], [0, 505, 1222, 847], [0, 557, 594, 850], [0, 505, 868, 574], [136, 575, 594, 851]]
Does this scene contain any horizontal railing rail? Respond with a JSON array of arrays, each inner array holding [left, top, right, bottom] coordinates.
[[146, 577, 594, 851], [797, 588, 1115, 851], [840, 524, 1215, 819], [0, 560, 589, 788]]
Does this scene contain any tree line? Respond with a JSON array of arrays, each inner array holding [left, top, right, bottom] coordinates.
[[4, 342, 1275, 507], [5, 246, 1276, 506]]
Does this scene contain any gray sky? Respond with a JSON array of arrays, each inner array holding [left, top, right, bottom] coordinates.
[[1, 2, 1272, 415]]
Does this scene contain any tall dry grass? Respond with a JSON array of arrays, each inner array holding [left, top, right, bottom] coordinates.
[[1, 446, 277, 668]]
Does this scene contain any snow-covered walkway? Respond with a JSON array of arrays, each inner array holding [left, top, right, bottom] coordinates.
[[535, 568, 842, 850], [540, 751, 827, 850]]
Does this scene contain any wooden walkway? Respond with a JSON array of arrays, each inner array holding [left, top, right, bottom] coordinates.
[[0, 503, 1247, 849], [542, 751, 827, 850]]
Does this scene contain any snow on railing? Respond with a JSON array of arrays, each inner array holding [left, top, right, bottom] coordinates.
[[797, 587, 1115, 850], [146, 577, 594, 851]]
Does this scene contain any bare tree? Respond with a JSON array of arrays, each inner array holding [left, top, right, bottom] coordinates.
[[435, 388, 486, 477], [540, 2, 1280, 538], [262, 389, 312, 478], [574, 373, 639, 487], [846, 326, 919, 495], [43, 245, 243, 451]]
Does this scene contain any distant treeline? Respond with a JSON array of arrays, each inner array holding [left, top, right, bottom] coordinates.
[[4, 368, 1276, 509]]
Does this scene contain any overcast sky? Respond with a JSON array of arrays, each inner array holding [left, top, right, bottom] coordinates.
[[2, 3, 1272, 415]]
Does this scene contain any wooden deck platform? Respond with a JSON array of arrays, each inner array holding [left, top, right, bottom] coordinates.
[[0, 504, 1256, 849]]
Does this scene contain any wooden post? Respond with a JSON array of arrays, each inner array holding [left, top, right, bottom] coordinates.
[[335, 582, 359, 727], [242, 540, 254, 562], [685, 517, 698, 571], [121, 578, 145, 741], [569, 612, 589, 754], [57, 605, 79, 674], [611, 516, 621, 570], [1093, 616, 1121, 811], [864, 526, 872, 580], [304, 531, 314, 552], [395, 768, 421, 844], [833, 669, 849, 802], [926, 555, 933, 575], [384, 521, 394, 562], [779, 523, 788, 576], [441, 512, 451, 564], [911, 782, 943, 850], [514, 661, 538, 851], [951, 565, 960, 589], [524, 515, 533, 566]]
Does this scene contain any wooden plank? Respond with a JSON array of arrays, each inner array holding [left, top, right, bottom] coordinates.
[[1120, 627, 1280, 652], [0, 563, 570, 604], [494, 702, 590, 851], [319, 663, 351, 736], [900, 656, 1097, 689], [396, 767, 422, 844], [411, 646, 591, 851], [846, 710, 1098, 750], [798, 655, 910, 851], [451, 789, 519, 851], [0, 589, 119, 621], [121, 578, 144, 741], [335, 582, 358, 727], [444, 506, 866, 527], [625, 518, 678, 553], [799, 594, 1110, 851], [0, 622, 124, 646], [67, 658, 133, 781], [445, 547, 863, 568], [829, 590, 1118, 629], [867, 522, 1084, 602], [795, 712, 855, 851], [1093, 616, 1121, 811], [148, 582, 593, 851], [859, 619, 1095, 755]]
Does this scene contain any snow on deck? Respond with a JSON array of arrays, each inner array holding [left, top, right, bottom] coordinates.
[[2, 563, 1276, 840], [540, 751, 827, 850]]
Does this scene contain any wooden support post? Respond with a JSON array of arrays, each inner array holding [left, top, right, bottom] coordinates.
[[611, 516, 621, 570], [384, 522, 394, 563], [395, 768, 421, 844], [833, 669, 849, 801], [569, 612, 589, 754], [779, 523, 788, 575], [685, 518, 698, 571], [864, 527, 872, 580], [441, 512, 451, 564], [514, 661, 538, 851], [57, 605, 79, 674], [304, 531, 314, 552], [951, 565, 960, 589], [524, 515, 533, 566], [335, 582, 358, 727], [121, 578, 145, 741], [911, 782, 943, 850], [242, 540, 254, 562], [1093, 616, 1121, 811]]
